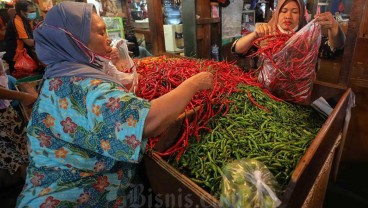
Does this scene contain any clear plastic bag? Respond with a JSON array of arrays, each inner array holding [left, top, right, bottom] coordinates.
[[107, 39, 138, 93], [258, 20, 321, 104], [220, 159, 281, 208]]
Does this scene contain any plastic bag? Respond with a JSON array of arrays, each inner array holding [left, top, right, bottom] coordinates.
[[13, 49, 38, 79], [258, 20, 321, 105], [220, 159, 281, 208], [107, 39, 138, 93], [14, 48, 38, 72]]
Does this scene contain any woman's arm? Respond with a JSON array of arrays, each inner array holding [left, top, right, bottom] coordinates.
[[143, 72, 213, 138], [23, 38, 35, 47], [315, 12, 346, 49], [0, 87, 37, 106], [233, 23, 274, 54]]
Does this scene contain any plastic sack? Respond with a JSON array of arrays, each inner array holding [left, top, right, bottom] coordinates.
[[220, 159, 281, 208], [107, 39, 138, 93], [13, 49, 38, 79], [14, 49, 38, 72], [258, 20, 321, 105]]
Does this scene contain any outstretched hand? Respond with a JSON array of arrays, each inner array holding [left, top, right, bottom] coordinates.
[[314, 12, 338, 31], [110, 47, 119, 65], [191, 72, 214, 91], [254, 23, 275, 38]]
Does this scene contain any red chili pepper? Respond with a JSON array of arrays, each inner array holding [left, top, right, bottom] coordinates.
[[137, 56, 281, 159]]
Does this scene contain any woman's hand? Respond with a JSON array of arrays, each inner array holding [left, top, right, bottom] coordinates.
[[190, 72, 214, 91], [315, 12, 345, 49], [110, 47, 119, 66], [314, 12, 338, 31], [253, 23, 274, 38], [143, 72, 213, 138]]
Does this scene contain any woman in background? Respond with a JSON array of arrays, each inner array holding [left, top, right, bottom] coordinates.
[[4, 0, 37, 76], [0, 8, 10, 51], [0, 58, 36, 183], [126, 34, 152, 58], [232, 0, 346, 62]]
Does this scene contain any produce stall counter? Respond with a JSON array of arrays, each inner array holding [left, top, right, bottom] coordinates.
[[143, 81, 354, 208]]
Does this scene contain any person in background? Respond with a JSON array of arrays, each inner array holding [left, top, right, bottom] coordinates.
[[232, 0, 346, 64], [255, 4, 265, 23], [0, 9, 10, 52], [3, 0, 37, 76], [5, 3, 16, 19], [16, 2, 213, 207], [126, 34, 152, 58], [0, 58, 36, 186]]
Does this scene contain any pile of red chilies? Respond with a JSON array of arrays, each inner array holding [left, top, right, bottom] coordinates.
[[135, 56, 277, 160], [249, 21, 321, 104]]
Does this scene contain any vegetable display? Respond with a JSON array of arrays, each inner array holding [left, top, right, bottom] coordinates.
[[135, 56, 325, 200], [168, 85, 325, 196], [135, 56, 277, 159]]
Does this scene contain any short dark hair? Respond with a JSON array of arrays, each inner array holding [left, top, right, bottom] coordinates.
[[15, 0, 34, 14]]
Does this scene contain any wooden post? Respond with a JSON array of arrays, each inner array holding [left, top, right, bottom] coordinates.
[[338, 0, 366, 85], [146, 0, 166, 55], [182, 0, 197, 57]]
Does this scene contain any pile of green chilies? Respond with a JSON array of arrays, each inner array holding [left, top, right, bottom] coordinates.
[[168, 84, 325, 197]]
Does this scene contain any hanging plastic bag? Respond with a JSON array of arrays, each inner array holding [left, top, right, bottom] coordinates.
[[13, 48, 38, 79], [107, 39, 138, 94], [258, 20, 321, 105], [220, 159, 281, 208]]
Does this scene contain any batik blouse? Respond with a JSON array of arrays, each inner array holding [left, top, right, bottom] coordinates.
[[17, 76, 150, 208]]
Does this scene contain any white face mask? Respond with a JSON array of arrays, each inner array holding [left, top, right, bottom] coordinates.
[[277, 24, 299, 34]]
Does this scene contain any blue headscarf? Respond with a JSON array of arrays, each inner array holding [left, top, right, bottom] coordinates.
[[34, 1, 122, 85]]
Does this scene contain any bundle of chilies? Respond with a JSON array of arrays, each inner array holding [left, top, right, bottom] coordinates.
[[249, 20, 322, 104], [135, 57, 276, 160]]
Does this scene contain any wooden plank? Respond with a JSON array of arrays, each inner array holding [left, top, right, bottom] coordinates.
[[146, 0, 165, 55], [282, 87, 351, 207], [360, 2, 368, 38], [341, 81, 368, 162], [143, 153, 219, 207], [338, 0, 366, 85], [350, 38, 368, 63], [196, 0, 211, 18], [199, 24, 211, 59], [183, 0, 197, 57]]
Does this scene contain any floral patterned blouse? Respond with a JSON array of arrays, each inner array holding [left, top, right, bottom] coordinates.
[[16, 77, 150, 207]]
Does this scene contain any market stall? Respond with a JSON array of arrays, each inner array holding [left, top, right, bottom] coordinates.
[[130, 56, 355, 207]]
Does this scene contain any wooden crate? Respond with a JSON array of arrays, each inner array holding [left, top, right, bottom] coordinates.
[[143, 81, 354, 208]]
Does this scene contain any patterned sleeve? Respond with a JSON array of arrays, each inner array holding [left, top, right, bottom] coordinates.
[[84, 79, 151, 163], [318, 36, 344, 59]]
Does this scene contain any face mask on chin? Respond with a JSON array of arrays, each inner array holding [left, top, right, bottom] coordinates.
[[277, 24, 299, 34], [27, 12, 37, 20]]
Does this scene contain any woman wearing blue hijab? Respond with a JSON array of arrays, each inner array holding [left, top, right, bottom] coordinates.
[[16, 2, 213, 207]]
